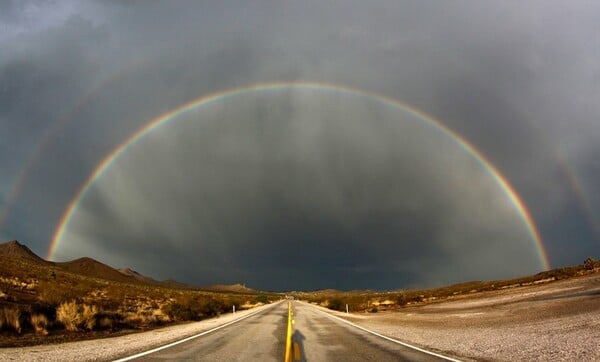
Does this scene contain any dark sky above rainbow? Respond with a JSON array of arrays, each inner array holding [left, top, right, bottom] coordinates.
[[1, 1, 599, 291]]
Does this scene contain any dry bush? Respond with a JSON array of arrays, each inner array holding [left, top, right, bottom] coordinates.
[[57, 301, 81, 331], [152, 308, 169, 323], [122, 312, 142, 327], [124, 306, 170, 327], [161, 302, 192, 321], [326, 298, 345, 311], [95, 311, 121, 331], [254, 294, 270, 304], [584, 257, 599, 270], [395, 292, 408, 306], [81, 304, 98, 331], [0, 307, 21, 333], [98, 316, 114, 330], [56, 301, 101, 331], [30, 314, 49, 335], [123, 308, 153, 327], [161, 294, 232, 321]]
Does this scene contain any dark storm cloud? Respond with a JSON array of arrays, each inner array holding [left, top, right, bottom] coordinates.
[[57, 91, 540, 290], [2, 1, 600, 289], [0, 0, 52, 24], [0, 2, 269, 246], [0, 10, 110, 243]]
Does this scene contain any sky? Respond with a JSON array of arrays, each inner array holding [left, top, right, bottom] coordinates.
[[1, 0, 599, 291]]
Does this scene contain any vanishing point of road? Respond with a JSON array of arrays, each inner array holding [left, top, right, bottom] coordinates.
[[117, 300, 458, 362]]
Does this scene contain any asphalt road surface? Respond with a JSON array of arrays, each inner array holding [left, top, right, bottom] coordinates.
[[126, 301, 452, 361]]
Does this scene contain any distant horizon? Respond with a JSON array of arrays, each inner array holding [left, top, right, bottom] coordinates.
[[3, 238, 582, 293]]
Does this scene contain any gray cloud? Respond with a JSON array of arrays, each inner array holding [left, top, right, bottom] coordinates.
[[56, 90, 541, 290], [2, 1, 599, 289]]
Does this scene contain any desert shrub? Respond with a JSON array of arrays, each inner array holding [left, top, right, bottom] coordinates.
[[81, 304, 98, 331], [57, 301, 81, 331], [56, 301, 101, 331], [226, 297, 243, 311], [0, 307, 21, 333], [254, 294, 270, 304], [162, 302, 195, 321], [30, 314, 49, 335], [151, 308, 169, 324], [161, 295, 233, 321], [123, 312, 146, 327], [584, 257, 599, 270], [327, 298, 345, 311], [119, 305, 166, 328], [199, 297, 229, 317], [304, 295, 326, 305], [395, 292, 408, 306], [98, 316, 114, 330], [95, 311, 121, 330]]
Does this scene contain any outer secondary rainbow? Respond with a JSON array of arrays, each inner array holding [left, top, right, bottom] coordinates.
[[556, 148, 600, 242], [0, 60, 146, 235], [48, 82, 551, 270]]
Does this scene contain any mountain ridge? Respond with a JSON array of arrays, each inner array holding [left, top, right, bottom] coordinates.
[[0, 240, 256, 292], [0, 240, 50, 265]]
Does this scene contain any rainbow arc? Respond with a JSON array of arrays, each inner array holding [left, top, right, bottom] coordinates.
[[48, 82, 551, 270]]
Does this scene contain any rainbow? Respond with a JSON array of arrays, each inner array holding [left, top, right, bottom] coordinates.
[[556, 148, 600, 242], [48, 82, 551, 269]]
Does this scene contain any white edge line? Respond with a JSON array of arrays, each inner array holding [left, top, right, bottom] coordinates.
[[302, 302, 463, 362], [112, 300, 284, 362]]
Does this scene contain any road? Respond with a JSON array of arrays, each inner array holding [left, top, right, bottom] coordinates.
[[123, 301, 454, 361]]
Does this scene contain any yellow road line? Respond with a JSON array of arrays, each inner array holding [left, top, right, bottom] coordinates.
[[284, 301, 293, 362]]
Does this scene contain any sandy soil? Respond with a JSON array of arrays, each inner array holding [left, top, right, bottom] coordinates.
[[332, 273, 600, 361]]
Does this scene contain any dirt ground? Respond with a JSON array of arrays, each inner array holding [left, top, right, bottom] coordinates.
[[336, 272, 600, 361]]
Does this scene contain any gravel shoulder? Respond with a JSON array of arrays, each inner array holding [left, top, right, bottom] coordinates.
[[0, 301, 281, 362], [322, 273, 600, 361]]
